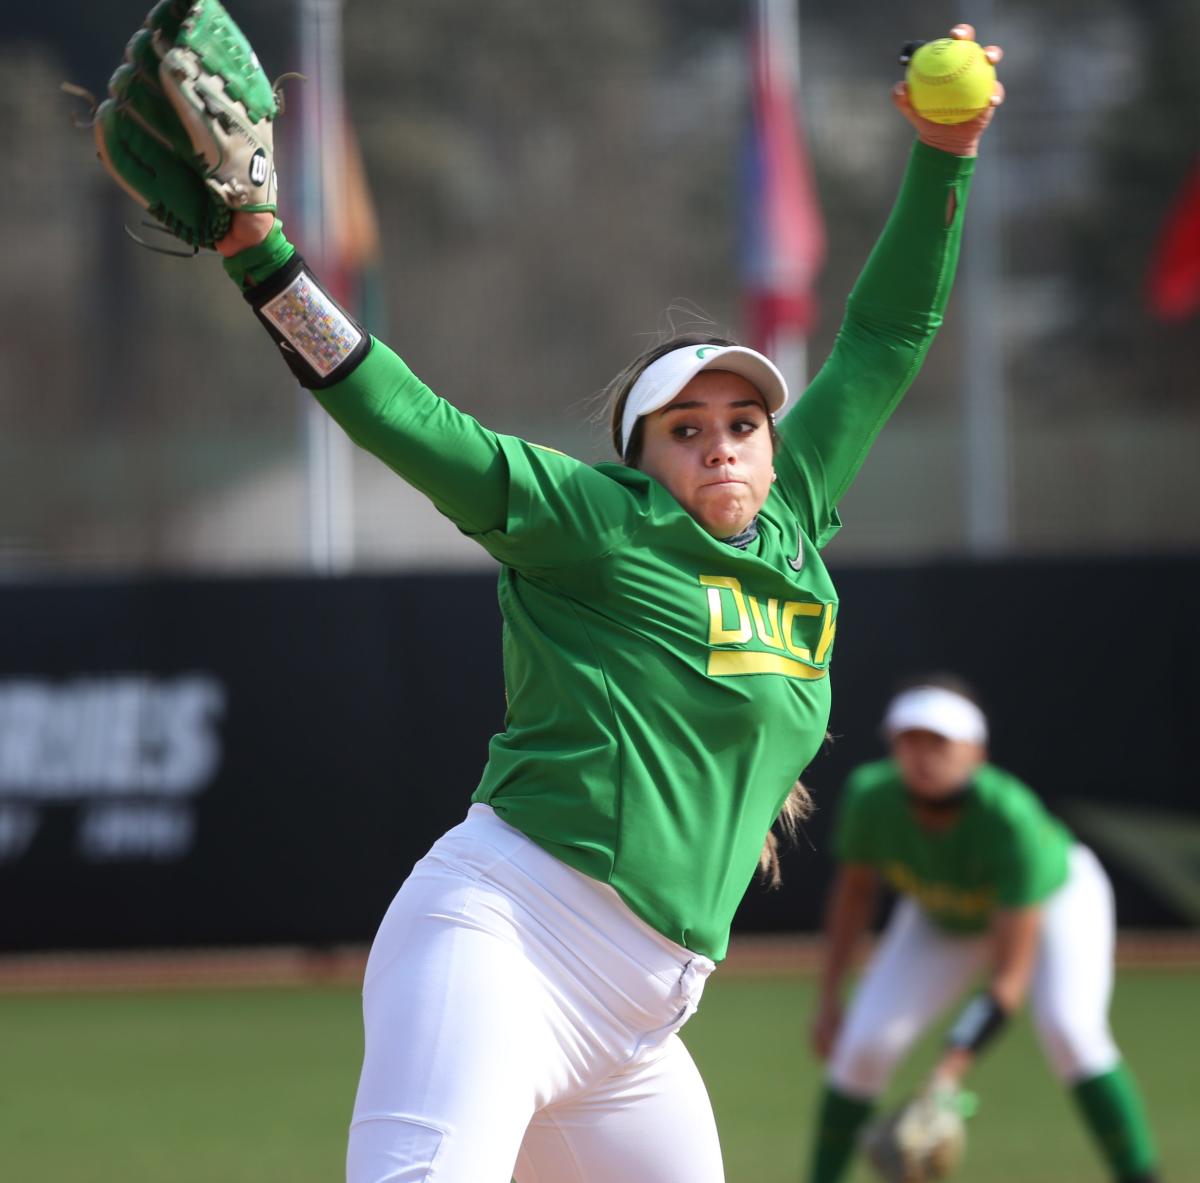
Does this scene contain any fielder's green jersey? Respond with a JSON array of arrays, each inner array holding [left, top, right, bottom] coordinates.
[[230, 143, 973, 959], [835, 759, 1073, 933]]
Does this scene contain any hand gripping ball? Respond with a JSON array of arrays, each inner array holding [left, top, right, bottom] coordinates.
[[905, 38, 996, 125]]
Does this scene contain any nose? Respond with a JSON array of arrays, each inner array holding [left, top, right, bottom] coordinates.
[[705, 429, 737, 466]]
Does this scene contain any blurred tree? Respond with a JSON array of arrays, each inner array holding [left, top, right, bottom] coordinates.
[[2, 0, 1197, 567], [339, 0, 742, 436], [1047, 0, 1200, 409]]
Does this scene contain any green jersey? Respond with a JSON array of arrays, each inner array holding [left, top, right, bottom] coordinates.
[[835, 759, 1073, 933], [230, 143, 974, 960]]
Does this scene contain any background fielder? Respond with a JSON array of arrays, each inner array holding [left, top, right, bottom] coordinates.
[[807, 677, 1161, 1183]]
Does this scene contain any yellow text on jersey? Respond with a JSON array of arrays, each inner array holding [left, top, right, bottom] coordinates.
[[698, 575, 836, 680], [884, 862, 997, 919]]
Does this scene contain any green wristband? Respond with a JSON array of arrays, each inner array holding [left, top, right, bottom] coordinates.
[[222, 218, 296, 290]]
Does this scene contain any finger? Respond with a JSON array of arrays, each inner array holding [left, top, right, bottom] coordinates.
[[990, 80, 1006, 106], [891, 79, 912, 113], [983, 44, 1004, 64], [963, 105, 996, 138], [950, 23, 975, 41]]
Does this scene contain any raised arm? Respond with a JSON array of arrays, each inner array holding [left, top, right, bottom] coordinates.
[[90, 1, 640, 570], [220, 217, 511, 536], [774, 25, 1002, 545], [220, 219, 643, 566]]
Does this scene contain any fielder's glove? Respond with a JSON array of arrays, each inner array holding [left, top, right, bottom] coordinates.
[[860, 1085, 978, 1183], [88, 0, 279, 250]]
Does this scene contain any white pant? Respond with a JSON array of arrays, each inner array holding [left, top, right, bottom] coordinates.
[[829, 844, 1121, 1097], [347, 803, 723, 1183]]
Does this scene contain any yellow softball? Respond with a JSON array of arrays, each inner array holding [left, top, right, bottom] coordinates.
[[905, 38, 996, 125]]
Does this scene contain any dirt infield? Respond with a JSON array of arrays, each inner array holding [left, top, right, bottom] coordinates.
[[0, 931, 1197, 993]]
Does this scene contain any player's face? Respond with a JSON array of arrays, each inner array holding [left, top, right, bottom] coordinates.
[[637, 372, 775, 539], [891, 729, 985, 798]]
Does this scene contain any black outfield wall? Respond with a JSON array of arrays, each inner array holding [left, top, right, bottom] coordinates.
[[1, 556, 1196, 952]]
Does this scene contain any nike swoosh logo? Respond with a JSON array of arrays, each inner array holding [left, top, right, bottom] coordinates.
[[788, 525, 805, 572]]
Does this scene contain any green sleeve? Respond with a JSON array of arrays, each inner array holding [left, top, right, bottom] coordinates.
[[221, 218, 297, 287], [311, 339, 510, 537], [317, 341, 642, 567], [774, 142, 976, 546], [223, 226, 641, 569]]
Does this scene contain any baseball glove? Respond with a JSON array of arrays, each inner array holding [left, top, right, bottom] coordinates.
[[89, 0, 279, 250], [860, 1087, 978, 1183]]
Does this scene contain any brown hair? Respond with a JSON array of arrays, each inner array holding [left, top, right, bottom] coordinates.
[[758, 779, 814, 889], [602, 332, 737, 465]]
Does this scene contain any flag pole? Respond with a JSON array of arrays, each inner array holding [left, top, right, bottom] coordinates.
[[298, 0, 354, 574], [743, 0, 823, 409], [762, 0, 808, 398], [962, 0, 1010, 553]]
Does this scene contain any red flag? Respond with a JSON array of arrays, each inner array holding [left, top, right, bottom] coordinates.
[[326, 113, 384, 325], [740, 0, 825, 352], [1147, 159, 1200, 322]]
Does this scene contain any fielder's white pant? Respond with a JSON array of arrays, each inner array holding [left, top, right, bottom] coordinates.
[[347, 803, 723, 1183], [829, 844, 1121, 1098]]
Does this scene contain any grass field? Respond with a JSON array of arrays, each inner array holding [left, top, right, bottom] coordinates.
[[1, 967, 1195, 1182]]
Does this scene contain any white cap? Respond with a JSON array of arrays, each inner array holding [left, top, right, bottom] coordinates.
[[620, 343, 789, 456], [883, 686, 989, 745]]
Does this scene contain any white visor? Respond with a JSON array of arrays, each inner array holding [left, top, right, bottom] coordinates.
[[883, 686, 988, 745], [619, 344, 789, 456]]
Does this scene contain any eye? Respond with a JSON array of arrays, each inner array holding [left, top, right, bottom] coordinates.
[[732, 418, 763, 435], [670, 424, 701, 439]]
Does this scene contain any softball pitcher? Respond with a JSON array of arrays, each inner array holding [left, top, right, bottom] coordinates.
[[808, 677, 1162, 1183], [88, 6, 1001, 1181]]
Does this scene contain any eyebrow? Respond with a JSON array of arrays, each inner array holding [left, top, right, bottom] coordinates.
[[660, 399, 765, 414]]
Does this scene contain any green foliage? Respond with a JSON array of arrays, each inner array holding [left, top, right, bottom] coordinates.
[[4, 0, 1199, 564]]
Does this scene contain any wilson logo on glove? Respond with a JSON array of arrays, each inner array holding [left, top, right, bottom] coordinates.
[[249, 149, 269, 186]]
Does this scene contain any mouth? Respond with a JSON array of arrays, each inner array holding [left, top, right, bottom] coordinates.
[[700, 477, 746, 490]]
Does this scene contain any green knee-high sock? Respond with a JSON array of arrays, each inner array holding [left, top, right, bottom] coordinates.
[[1071, 1063, 1159, 1181], [808, 1084, 875, 1183]]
